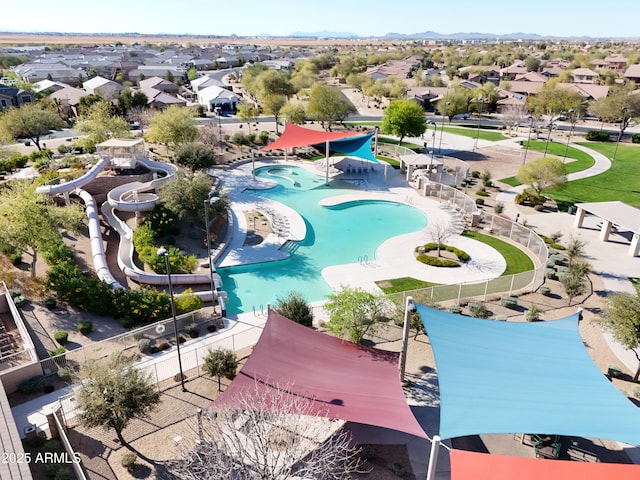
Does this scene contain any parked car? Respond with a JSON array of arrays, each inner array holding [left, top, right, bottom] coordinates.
[[452, 113, 471, 120]]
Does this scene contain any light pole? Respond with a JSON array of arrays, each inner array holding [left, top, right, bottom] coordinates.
[[543, 114, 556, 157], [613, 107, 628, 161], [399, 296, 416, 382], [473, 97, 485, 151], [429, 121, 437, 170], [438, 97, 449, 155], [522, 115, 533, 165], [203, 195, 220, 302], [157, 247, 186, 392], [562, 109, 576, 163], [214, 106, 223, 156]]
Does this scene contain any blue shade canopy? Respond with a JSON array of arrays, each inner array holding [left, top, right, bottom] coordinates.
[[329, 132, 377, 162], [416, 303, 640, 445]]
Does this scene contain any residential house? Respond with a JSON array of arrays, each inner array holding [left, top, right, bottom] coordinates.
[[571, 68, 598, 84], [407, 86, 448, 111], [139, 76, 179, 94], [196, 84, 243, 112], [262, 59, 294, 70], [504, 81, 545, 96], [623, 64, 640, 83], [500, 61, 528, 81], [0, 85, 35, 111], [459, 65, 501, 85], [32, 79, 68, 94], [83, 75, 123, 99], [514, 72, 548, 83], [496, 95, 527, 114], [141, 87, 186, 109], [190, 75, 229, 92], [128, 64, 187, 82], [11, 63, 86, 85], [556, 83, 609, 101], [48, 86, 89, 118], [604, 54, 627, 71]]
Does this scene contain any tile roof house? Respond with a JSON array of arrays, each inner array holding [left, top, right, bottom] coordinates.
[[623, 64, 640, 82], [138, 76, 179, 94], [514, 72, 549, 83], [0, 85, 35, 111], [556, 83, 610, 101], [83, 75, 123, 99], [571, 68, 599, 84], [196, 84, 243, 112], [48, 86, 89, 117], [604, 54, 628, 71]]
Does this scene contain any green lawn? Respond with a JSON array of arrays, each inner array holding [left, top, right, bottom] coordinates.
[[376, 230, 534, 293], [543, 142, 640, 208], [498, 140, 596, 186], [439, 125, 508, 142], [461, 230, 534, 275], [376, 277, 439, 294]]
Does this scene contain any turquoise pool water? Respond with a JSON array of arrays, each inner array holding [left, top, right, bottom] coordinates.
[[218, 166, 428, 315]]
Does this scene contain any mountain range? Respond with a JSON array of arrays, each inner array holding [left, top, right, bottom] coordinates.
[[288, 30, 622, 41]]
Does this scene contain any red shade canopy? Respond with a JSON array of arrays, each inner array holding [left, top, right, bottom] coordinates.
[[260, 123, 369, 151], [214, 311, 427, 439], [451, 449, 640, 480]]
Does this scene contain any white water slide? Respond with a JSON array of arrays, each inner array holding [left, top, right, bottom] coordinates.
[[37, 157, 225, 304]]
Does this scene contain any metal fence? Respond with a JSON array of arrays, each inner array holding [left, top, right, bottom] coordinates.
[[387, 184, 549, 308], [57, 319, 266, 427]]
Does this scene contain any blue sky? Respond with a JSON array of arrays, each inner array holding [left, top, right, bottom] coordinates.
[[2, 0, 638, 38]]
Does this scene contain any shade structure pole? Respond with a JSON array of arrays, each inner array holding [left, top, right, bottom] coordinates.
[[325, 140, 330, 185], [427, 435, 441, 480], [399, 295, 414, 382]]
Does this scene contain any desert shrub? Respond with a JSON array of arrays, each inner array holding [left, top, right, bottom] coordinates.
[[54, 469, 72, 480], [43, 439, 63, 454], [476, 188, 489, 197], [121, 452, 138, 470], [544, 268, 557, 279], [494, 202, 505, 214], [632, 133, 640, 144], [471, 170, 481, 178], [185, 323, 199, 338], [54, 330, 69, 345], [25, 432, 47, 448], [501, 296, 518, 309], [416, 254, 460, 267], [41, 242, 75, 266], [515, 188, 546, 206], [174, 288, 204, 315], [539, 286, 551, 296], [19, 375, 45, 394], [608, 365, 623, 378], [77, 320, 93, 335], [57, 367, 72, 380], [50, 346, 66, 357], [44, 296, 57, 310], [475, 198, 485, 206], [138, 338, 152, 354], [469, 302, 490, 319], [585, 130, 610, 141], [258, 130, 270, 144], [231, 132, 249, 145], [448, 305, 463, 314], [525, 305, 543, 322]]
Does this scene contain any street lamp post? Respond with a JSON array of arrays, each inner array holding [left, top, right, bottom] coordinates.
[[214, 106, 223, 156], [157, 247, 186, 392], [543, 114, 556, 157], [613, 107, 628, 161], [562, 109, 576, 163], [522, 115, 533, 165], [438, 98, 449, 155], [473, 97, 485, 151], [429, 121, 437, 170], [203, 196, 220, 301]]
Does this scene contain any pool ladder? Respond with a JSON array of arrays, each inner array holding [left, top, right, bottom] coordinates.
[[358, 255, 369, 266]]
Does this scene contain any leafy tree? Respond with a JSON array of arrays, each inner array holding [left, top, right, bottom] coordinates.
[[76, 100, 131, 152], [324, 286, 384, 344], [77, 93, 105, 116], [0, 104, 65, 150], [76, 352, 160, 458], [516, 156, 567, 194], [589, 82, 640, 141], [599, 284, 640, 380], [380, 99, 427, 145], [202, 348, 238, 391], [560, 259, 591, 305], [146, 105, 198, 150], [307, 82, 356, 131], [274, 291, 313, 327], [0, 180, 84, 277], [262, 94, 287, 134], [256, 69, 296, 99], [117, 87, 148, 116], [526, 82, 583, 121], [187, 67, 198, 82], [173, 142, 216, 171], [170, 382, 362, 479], [280, 101, 307, 125], [565, 234, 587, 267], [236, 103, 260, 132], [524, 56, 541, 72], [437, 86, 472, 121], [158, 170, 228, 225]]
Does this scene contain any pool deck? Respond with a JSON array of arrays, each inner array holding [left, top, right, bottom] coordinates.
[[214, 158, 506, 292]]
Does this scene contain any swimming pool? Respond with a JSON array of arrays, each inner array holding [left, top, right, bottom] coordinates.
[[218, 166, 428, 315]]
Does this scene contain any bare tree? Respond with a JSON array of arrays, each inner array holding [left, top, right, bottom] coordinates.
[[127, 106, 151, 135], [501, 104, 529, 135], [427, 219, 456, 257], [170, 382, 363, 480]]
